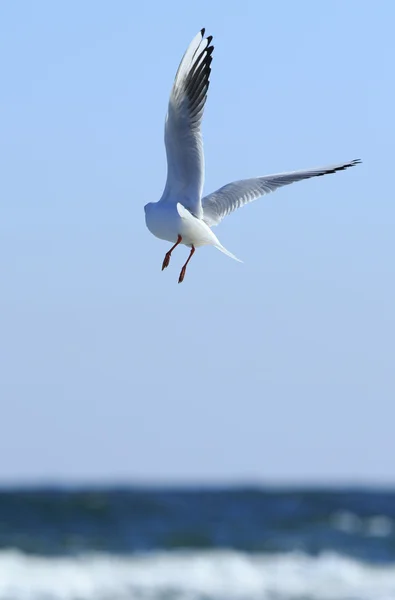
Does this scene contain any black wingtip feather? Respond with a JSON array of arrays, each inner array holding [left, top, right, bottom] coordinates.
[[315, 159, 362, 177], [180, 30, 214, 121]]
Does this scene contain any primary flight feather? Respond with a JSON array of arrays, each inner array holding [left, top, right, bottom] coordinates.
[[144, 29, 361, 283]]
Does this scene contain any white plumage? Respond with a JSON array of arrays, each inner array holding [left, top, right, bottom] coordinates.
[[144, 29, 361, 283]]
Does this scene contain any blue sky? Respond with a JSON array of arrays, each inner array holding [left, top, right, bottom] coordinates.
[[0, 0, 394, 485]]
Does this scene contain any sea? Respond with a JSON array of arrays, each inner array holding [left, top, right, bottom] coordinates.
[[0, 487, 394, 600]]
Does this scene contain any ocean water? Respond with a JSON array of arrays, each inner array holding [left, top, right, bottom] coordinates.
[[0, 488, 394, 600]]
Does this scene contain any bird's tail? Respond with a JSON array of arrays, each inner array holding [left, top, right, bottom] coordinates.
[[215, 243, 243, 263]]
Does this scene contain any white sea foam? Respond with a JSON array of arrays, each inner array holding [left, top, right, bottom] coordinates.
[[332, 510, 363, 533], [0, 549, 394, 600], [332, 511, 393, 537], [366, 516, 393, 538]]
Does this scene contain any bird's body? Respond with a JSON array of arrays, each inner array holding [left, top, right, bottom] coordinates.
[[144, 29, 360, 283], [145, 201, 212, 247], [145, 201, 240, 257]]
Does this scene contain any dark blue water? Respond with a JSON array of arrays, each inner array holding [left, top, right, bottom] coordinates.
[[1, 487, 394, 562]]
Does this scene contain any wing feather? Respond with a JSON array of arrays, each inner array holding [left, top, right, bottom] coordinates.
[[202, 159, 362, 226], [160, 30, 213, 218]]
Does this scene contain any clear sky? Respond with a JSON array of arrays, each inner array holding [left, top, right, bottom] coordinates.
[[0, 0, 394, 486]]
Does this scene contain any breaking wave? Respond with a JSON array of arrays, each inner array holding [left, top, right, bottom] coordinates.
[[0, 549, 395, 600]]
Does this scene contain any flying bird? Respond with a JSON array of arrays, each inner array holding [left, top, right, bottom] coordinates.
[[144, 29, 361, 283]]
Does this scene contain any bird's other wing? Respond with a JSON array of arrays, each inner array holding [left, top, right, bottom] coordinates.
[[160, 29, 213, 219], [202, 159, 361, 226]]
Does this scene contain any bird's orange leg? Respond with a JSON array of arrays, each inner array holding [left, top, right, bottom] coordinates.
[[178, 246, 195, 284], [162, 235, 182, 271]]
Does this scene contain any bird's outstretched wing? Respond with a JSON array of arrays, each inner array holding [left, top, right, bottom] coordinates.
[[160, 29, 213, 219], [202, 159, 361, 226]]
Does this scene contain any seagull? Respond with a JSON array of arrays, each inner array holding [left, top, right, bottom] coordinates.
[[144, 29, 361, 283]]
